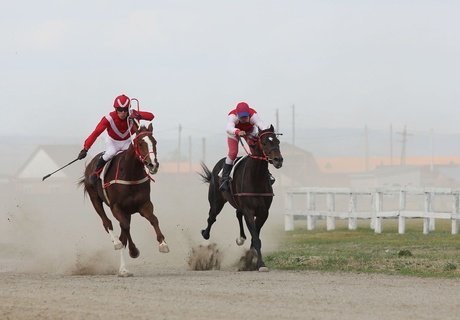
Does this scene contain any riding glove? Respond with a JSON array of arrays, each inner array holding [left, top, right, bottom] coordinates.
[[130, 110, 142, 120], [78, 149, 87, 160]]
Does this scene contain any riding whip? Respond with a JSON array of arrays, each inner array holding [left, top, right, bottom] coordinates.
[[42, 158, 79, 181]]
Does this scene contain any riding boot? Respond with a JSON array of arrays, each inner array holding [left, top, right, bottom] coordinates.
[[219, 163, 233, 192], [268, 171, 276, 185], [89, 156, 107, 186]]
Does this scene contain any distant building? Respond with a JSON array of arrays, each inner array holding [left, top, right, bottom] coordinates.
[[12, 145, 85, 194], [276, 143, 349, 187]]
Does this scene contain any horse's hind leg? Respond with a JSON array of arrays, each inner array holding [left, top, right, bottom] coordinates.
[[138, 201, 169, 253], [87, 190, 123, 250], [201, 185, 226, 240], [235, 209, 246, 246]]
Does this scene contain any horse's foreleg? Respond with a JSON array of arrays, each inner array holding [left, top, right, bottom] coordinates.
[[108, 229, 123, 250], [236, 209, 246, 246], [112, 206, 139, 258], [88, 191, 122, 249], [118, 247, 133, 277], [243, 210, 268, 272], [139, 201, 169, 253]]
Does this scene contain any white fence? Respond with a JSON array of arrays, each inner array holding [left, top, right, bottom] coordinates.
[[284, 187, 460, 234]]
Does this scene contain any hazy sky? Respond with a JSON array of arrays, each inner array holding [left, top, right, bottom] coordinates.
[[2, 0, 460, 144]]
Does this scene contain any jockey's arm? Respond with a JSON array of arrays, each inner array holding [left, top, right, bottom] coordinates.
[[250, 113, 267, 131], [83, 117, 109, 150], [226, 114, 239, 136], [137, 110, 155, 121]]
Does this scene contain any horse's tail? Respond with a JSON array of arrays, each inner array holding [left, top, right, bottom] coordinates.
[[77, 176, 88, 197], [198, 162, 212, 184]]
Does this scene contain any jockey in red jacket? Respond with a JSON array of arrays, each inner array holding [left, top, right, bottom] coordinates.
[[220, 101, 274, 192], [77, 94, 154, 185]]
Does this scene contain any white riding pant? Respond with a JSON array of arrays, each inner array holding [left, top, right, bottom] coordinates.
[[102, 136, 131, 161]]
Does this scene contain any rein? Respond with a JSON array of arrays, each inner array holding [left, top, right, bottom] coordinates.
[[239, 131, 277, 162], [102, 128, 157, 194], [132, 130, 157, 183], [103, 157, 150, 189], [232, 133, 276, 198]]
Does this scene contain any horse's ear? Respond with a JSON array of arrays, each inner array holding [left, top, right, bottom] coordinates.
[[269, 124, 274, 132], [148, 123, 153, 132]]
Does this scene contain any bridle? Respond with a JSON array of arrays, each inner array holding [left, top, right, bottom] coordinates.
[[132, 130, 159, 178], [240, 131, 280, 161]]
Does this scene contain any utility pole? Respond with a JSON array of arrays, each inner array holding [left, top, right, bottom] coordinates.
[[390, 124, 393, 166], [177, 124, 182, 172], [202, 137, 206, 164], [188, 135, 192, 172], [291, 104, 295, 146], [430, 129, 434, 172], [365, 125, 369, 171], [397, 125, 412, 166], [275, 109, 280, 133]]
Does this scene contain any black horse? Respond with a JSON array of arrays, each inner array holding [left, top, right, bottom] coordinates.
[[199, 125, 283, 271]]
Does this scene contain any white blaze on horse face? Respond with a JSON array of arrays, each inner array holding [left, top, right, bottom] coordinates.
[[142, 136, 157, 163]]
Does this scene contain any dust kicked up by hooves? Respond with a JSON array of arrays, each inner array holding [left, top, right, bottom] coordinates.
[[236, 248, 258, 271], [187, 243, 260, 271], [187, 243, 222, 270]]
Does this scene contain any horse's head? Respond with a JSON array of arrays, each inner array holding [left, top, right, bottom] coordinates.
[[257, 125, 283, 169], [133, 123, 160, 175]]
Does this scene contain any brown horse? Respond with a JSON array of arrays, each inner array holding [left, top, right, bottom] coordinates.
[[199, 125, 283, 271], [79, 123, 169, 276]]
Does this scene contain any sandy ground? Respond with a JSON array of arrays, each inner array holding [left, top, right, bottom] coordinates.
[[1, 173, 460, 319], [1, 266, 460, 320]]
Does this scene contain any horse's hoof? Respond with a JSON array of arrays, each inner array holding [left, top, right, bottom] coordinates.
[[236, 237, 246, 246], [114, 242, 124, 250], [258, 266, 269, 272], [129, 248, 140, 259], [118, 269, 133, 277], [201, 229, 210, 240], [159, 241, 169, 253]]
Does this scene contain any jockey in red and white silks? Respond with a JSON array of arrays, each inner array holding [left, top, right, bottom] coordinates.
[[225, 102, 267, 164], [220, 101, 268, 192], [77, 94, 154, 185]]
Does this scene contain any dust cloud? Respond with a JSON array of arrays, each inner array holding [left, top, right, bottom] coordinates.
[[0, 170, 286, 275]]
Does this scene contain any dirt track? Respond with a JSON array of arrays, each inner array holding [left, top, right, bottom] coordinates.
[[1, 266, 460, 320], [2, 173, 460, 319]]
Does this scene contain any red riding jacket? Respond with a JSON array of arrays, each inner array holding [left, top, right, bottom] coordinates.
[[84, 111, 154, 150]]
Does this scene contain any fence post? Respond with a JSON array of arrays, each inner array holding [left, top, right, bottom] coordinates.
[[429, 192, 436, 231], [373, 191, 383, 233], [452, 192, 459, 235], [284, 192, 294, 231], [423, 192, 431, 234], [326, 193, 336, 231], [398, 190, 406, 234], [348, 193, 357, 230], [307, 192, 316, 231]]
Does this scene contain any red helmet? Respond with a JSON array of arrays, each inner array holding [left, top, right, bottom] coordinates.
[[236, 102, 250, 118], [113, 94, 131, 109]]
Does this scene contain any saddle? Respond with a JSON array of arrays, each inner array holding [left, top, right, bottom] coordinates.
[[218, 156, 247, 179]]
